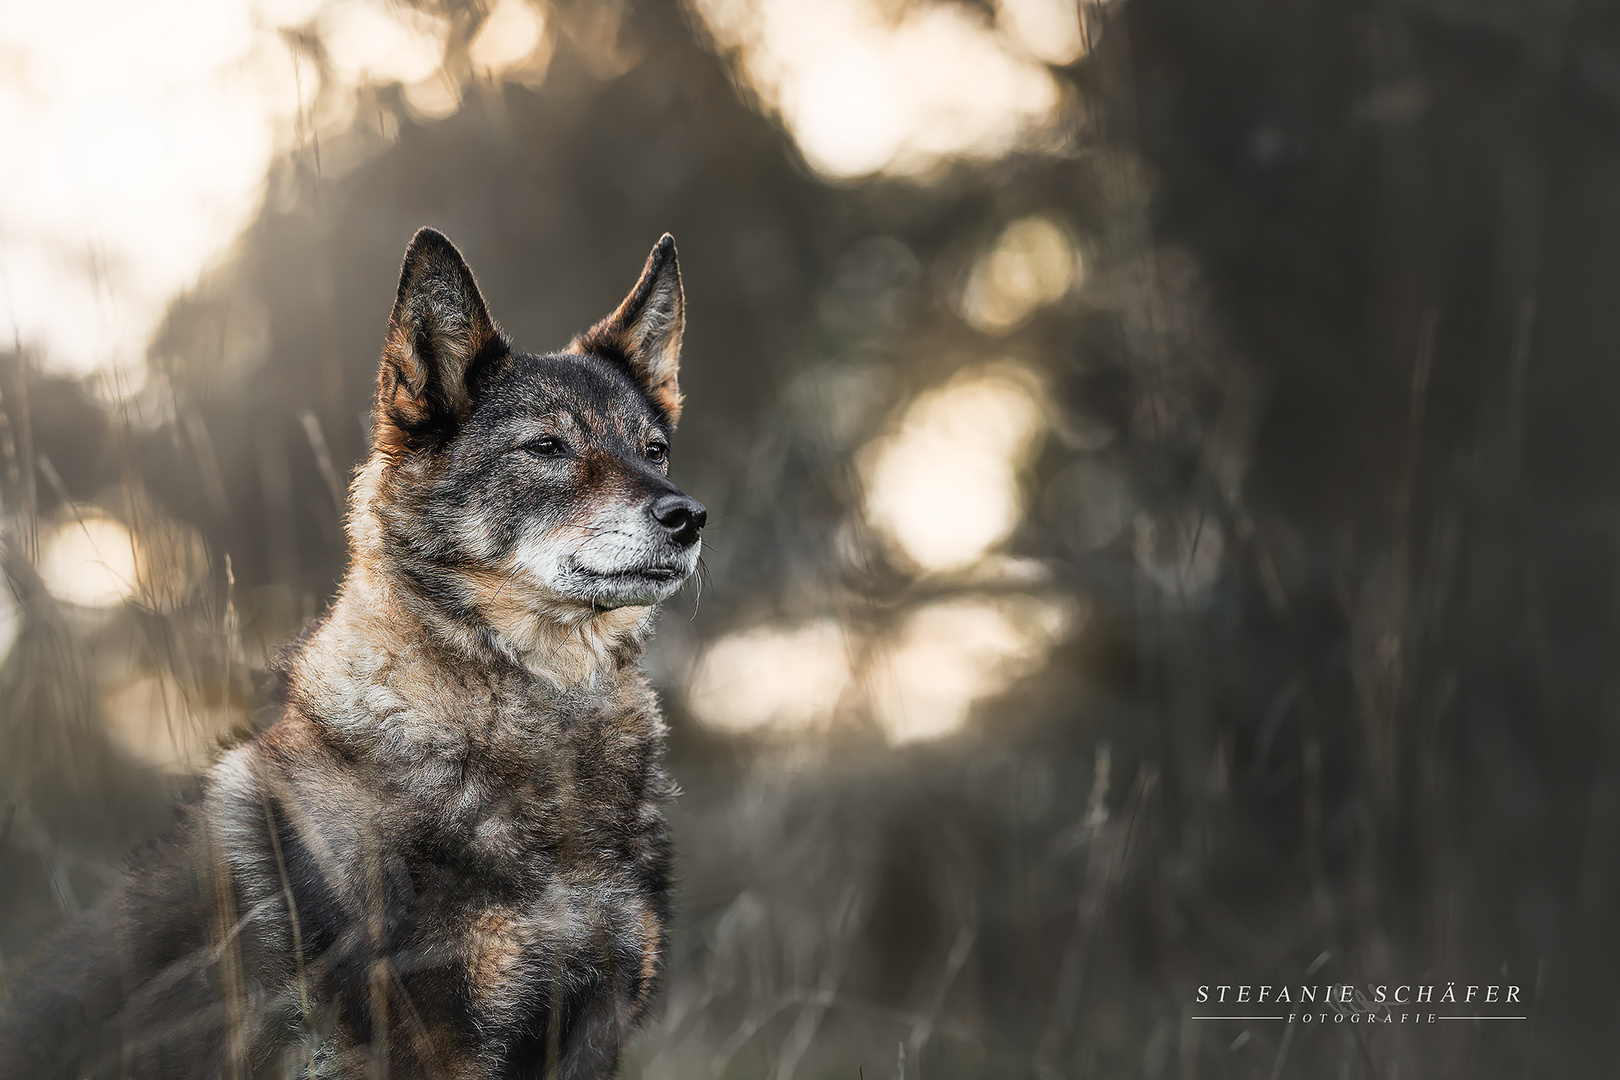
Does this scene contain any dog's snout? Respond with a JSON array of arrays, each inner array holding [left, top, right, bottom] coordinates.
[[650, 494, 706, 546]]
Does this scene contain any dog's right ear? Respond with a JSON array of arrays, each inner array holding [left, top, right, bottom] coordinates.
[[374, 228, 508, 458], [570, 234, 685, 425]]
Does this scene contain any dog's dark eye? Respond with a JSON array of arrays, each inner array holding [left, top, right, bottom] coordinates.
[[645, 442, 668, 463], [526, 436, 566, 457]]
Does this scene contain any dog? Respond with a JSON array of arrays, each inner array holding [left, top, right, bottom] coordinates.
[[0, 228, 704, 1078]]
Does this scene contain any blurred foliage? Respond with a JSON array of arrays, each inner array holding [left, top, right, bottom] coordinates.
[[3, 0, 1620, 1075]]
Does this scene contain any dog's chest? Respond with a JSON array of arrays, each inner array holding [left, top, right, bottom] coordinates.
[[441, 688, 653, 857], [457, 867, 663, 1027], [373, 678, 669, 1032]]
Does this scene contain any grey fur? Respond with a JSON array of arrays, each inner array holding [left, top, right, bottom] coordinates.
[[0, 229, 701, 1079]]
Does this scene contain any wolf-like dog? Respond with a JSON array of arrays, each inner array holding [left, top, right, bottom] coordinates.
[[0, 229, 704, 1078]]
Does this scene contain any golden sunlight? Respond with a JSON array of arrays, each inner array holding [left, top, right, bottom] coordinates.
[[961, 215, 1080, 333], [39, 513, 141, 608], [688, 619, 853, 734], [994, 0, 1088, 66], [0, 0, 545, 387], [690, 0, 1064, 179], [862, 364, 1046, 573], [469, 0, 548, 77], [0, 0, 303, 386], [101, 670, 244, 773], [319, 0, 447, 86], [865, 594, 1073, 744]]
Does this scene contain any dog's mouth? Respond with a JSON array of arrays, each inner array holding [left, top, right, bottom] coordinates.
[[553, 539, 700, 607], [610, 566, 685, 582]]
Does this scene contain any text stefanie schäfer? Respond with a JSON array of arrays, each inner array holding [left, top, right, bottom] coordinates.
[[1192, 983, 1526, 1024]]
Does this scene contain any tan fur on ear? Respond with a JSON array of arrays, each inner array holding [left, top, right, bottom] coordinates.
[[570, 234, 685, 425], [375, 228, 507, 458]]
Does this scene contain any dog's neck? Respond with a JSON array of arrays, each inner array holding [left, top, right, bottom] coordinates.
[[356, 557, 652, 685], [290, 560, 654, 753]]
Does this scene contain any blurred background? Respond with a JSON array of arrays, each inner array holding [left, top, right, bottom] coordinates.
[[1, 0, 1617, 1075]]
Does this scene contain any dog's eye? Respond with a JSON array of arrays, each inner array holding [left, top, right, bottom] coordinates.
[[526, 436, 566, 457], [645, 442, 668, 463]]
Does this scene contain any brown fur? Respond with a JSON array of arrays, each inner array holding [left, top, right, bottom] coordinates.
[[0, 229, 699, 1079], [570, 234, 685, 423], [376, 235, 507, 459]]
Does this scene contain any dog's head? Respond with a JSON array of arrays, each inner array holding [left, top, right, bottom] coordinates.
[[357, 228, 704, 627]]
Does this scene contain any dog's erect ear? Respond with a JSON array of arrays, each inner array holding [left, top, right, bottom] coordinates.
[[374, 228, 508, 458], [570, 234, 685, 425]]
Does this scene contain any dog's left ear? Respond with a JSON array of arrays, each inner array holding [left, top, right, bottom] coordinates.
[[375, 228, 508, 458], [571, 234, 685, 425]]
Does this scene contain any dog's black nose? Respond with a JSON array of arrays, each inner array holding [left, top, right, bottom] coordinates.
[[651, 494, 707, 546]]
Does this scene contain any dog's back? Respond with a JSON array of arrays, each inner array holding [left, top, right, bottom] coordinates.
[[0, 229, 701, 1079]]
